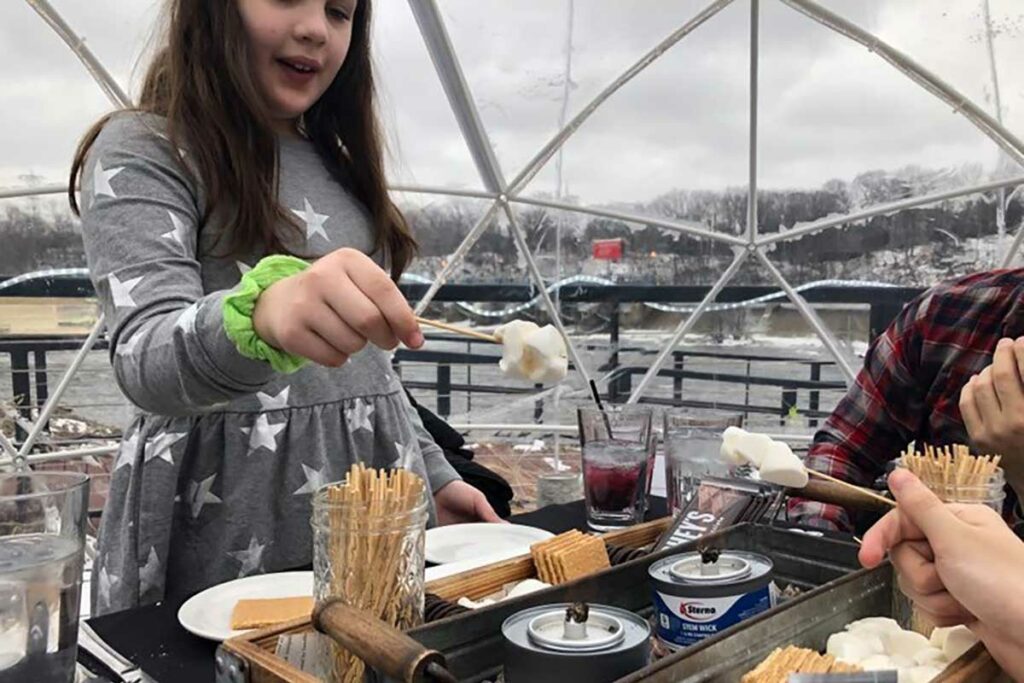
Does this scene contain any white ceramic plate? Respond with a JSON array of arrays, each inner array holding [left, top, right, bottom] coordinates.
[[425, 523, 553, 565], [177, 571, 314, 642]]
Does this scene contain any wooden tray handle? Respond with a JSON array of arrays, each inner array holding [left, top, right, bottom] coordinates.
[[795, 479, 893, 513], [312, 600, 455, 683]]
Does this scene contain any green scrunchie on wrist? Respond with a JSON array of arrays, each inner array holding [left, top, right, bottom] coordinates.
[[223, 254, 311, 374]]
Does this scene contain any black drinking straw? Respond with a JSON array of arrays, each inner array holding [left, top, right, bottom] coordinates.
[[589, 378, 615, 439]]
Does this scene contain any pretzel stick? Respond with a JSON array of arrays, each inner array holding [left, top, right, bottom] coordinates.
[[322, 464, 426, 682]]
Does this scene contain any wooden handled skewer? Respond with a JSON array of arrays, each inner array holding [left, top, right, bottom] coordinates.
[[415, 316, 499, 344], [805, 468, 897, 508]]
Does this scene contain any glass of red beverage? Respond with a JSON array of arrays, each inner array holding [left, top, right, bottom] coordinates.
[[578, 405, 655, 531]]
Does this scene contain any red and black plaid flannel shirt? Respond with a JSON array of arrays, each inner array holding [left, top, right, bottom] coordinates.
[[790, 269, 1024, 531]]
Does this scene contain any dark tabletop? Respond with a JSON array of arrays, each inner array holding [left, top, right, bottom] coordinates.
[[83, 498, 666, 683]]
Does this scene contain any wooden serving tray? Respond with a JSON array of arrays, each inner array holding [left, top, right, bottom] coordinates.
[[216, 518, 673, 683]]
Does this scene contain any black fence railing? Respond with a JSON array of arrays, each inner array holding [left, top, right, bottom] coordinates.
[[2, 281, 923, 446]]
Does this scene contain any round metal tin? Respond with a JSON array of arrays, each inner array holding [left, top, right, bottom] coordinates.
[[502, 603, 650, 683], [648, 550, 774, 650]]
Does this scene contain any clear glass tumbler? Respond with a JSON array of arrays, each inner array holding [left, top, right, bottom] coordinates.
[[0, 471, 89, 683], [311, 482, 428, 682], [578, 405, 656, 531], [663, 412, 743, 516]]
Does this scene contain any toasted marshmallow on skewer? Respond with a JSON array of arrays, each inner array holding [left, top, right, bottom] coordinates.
[[720, 426, 774, 467], [494, 321, 569, 384], [719, 426, 808, 488], [758, 441, 809, 488]]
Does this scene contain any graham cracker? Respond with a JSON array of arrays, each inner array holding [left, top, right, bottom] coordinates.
[[230, 596, 314, 630], [744, 645, 863, 682], [553, 535, 610, 583], [530, 530, 584, 584]]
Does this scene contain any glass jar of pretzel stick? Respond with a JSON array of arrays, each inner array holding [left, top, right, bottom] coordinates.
[[311, 465, 429, 683], [898, 444, 1006, 512]]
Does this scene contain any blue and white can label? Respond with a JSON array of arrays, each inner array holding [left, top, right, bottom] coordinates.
[[648, 551, 775, 650]]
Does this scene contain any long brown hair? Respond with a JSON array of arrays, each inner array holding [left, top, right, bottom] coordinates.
[[69, 0, 416, 279]]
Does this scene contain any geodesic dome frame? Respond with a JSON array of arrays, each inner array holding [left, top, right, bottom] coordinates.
[[6, 0, 1024, 470]]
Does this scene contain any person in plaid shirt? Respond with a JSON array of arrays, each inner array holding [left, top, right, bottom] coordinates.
[[790, 269, 1024, 532]]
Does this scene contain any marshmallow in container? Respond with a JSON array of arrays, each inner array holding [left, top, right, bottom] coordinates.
[[720, 426, 808, 488], [456, 578, 552, 610], [826, 618, 978, 681], [493, 321, 569, 384]]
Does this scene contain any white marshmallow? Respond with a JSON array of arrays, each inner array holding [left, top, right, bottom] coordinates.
[[912, 647, 946, 667], [757, 441, 809, 488], [719, 427, 775, 468], [882, 630, 931, 659], [860, 654, 897, 671], [928, 626, 952, 650], [942, 626, 978, 662], [720, 426, 747, 466], [847, 617, 904, 637], [504, 579, 551, 600], [457, 596, 496, 610], [900, 665, 943, 683], [827, 631, 884, 663], [890, 654, 915, 669], [494, 321, 568, 384], [523, 325, 568, 383]]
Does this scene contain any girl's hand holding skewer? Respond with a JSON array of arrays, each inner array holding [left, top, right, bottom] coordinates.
[[253, 248, 424, 368]]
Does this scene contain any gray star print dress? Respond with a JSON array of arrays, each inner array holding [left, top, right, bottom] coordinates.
[[79, 113, 460, 615]]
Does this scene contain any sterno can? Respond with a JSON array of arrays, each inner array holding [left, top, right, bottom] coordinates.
[[501, 602, 651, 683], [648, 550, 775, 650]]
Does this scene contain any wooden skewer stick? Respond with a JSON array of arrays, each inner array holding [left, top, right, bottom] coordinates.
[[806, 469, 897, 508], [414, 316, 500, 343]]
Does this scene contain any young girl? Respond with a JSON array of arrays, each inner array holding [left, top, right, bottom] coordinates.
[[70, 0, 499, 615]]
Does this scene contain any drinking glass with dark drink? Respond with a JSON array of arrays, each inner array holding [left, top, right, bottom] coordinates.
[[578, 406, 655, 530]]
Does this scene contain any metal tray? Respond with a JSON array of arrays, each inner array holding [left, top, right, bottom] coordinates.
[[409, 522, 860, 682], [622, 563, 1005, 682]]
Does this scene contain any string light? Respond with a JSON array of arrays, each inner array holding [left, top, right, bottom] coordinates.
[[401, 272, 898, 319]]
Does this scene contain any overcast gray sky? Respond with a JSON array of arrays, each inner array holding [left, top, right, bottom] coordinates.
[[2, 0, 1022, 205]]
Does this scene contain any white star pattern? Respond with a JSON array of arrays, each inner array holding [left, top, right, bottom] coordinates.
[[229, 536, 267, 578], [162, 211, 188, 247], [237, 261, 252, 276], [291, 198, 329, 242], [97, 566, 120, 610], [293, 463, 328, 496], [345, 399, 374, 433], [186, 473, 222, 518], [175, 304, 199, 335], [114, 430, 141, 472], [144, 431, 187, 465], [394, 441, 418, 469], [115, 333, 141, 358], [108, 273, 144, 309], [240, 415, 286, 455], [256, 386, 290, 411], [92, 160, 124, 199], [139, 546, 162, 596]]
